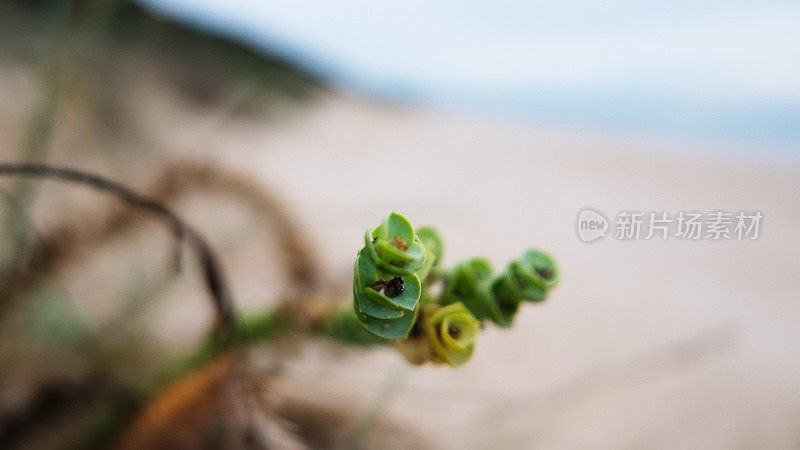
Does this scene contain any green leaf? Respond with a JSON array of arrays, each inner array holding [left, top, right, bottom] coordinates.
[[364, 273, 420, 311], [400, 237, 427, 271], [356, 247, 380, 286], [356, 306, 417, 340], [356, 248, 421, 311], [321, 308, 386, 346], [365, 229, 417, 275], [510, 261, 547, 302], [521, 249, 558, 289], [416, 226, 443, 266], [354, 253, 404, 319], [375, 239, 418, 263], [443, 258, 500, 322], [383, 211, 415, 243], [489, 275, 520, 327], [415, 244, 435, 283], [426, 303, 479, 367], [354, 280, 404, 320], [364, 212, 428, 274]]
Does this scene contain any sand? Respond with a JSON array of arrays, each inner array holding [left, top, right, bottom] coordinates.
[[3, 77, 800, 447], [206, 94, 800, 448]]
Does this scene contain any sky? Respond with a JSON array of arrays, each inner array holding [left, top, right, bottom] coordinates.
[[137, 0, 800, 149]]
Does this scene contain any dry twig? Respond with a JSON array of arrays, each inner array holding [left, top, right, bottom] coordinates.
[[0, 162, 236, 339]]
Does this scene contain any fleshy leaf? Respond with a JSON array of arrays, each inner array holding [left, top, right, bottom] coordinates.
[[443, 258, 501, 322], [520, 249, 558, 289], [354, 280, 404, 319], [357, 307, 417, 340], [415, 244, 436, 283], [354, 250, 404, 318], [489, 275, 520, 327], [416, 226, 443, 266], [364, 273, 421, 311], [384, 212, 415, 243], [354, 212, 429, 339], [426, 303, 479, 367], [365, 229, 418, 275]]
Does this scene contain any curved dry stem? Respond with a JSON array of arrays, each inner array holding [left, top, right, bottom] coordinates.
[[149, 162, 320, 291], [0, 162, 236, 339], [1, 161, 323, 325]]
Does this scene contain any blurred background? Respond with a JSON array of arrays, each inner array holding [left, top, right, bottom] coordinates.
[[1, 0, 799, 448]]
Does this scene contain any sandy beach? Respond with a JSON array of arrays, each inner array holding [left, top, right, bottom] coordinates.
[[3, 3, 800, 447], [3, 73, 800, 446], [148, 93, 800, 448]]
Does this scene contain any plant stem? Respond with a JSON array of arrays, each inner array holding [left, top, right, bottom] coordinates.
[[0, 163, 237, 341]]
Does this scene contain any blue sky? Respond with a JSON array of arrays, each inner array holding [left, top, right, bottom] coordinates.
[[138, 0, 800, 148]]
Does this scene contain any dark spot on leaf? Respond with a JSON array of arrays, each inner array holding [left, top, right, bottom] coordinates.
[[498, 296, 515, 312], [535, 266, 553, 280], [448, 325, 461, 339], [385, 276, 404, 297], [371, 276, 404, 297]]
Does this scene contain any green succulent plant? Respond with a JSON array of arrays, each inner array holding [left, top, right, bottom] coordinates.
[[353, 212, 558, 367], [353, 212, 428, 339], [425, 302, 480, 366], [441, 249, 558, 328], [0, 163, 563, 448]]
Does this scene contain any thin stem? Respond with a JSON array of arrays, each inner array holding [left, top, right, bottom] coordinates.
[[0, 162, 236, 341]]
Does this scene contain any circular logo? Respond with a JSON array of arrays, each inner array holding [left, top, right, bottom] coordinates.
[[576, 207, 609, 243]]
